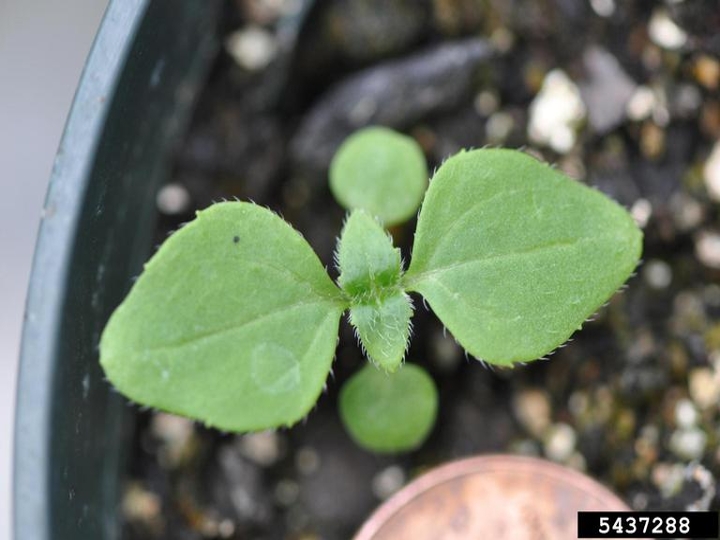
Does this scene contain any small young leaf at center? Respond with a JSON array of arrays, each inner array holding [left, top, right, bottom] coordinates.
[[339, 363, 438, 453], [348, 292, 413, 372], [337, 210, 413, 370]]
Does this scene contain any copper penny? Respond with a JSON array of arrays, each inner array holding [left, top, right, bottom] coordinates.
[[354, 454, 645, 540]]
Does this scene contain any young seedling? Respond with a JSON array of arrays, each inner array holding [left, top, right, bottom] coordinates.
[[100, 127, 642, 453]]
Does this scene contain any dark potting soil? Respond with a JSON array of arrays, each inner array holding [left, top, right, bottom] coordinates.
[[122, 1, 720, 539]]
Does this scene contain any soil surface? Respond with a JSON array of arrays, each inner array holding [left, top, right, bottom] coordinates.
[[123, 1, 720, 539]]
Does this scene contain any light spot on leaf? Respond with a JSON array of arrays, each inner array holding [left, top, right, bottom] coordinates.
[[251, 342, 301, 394]]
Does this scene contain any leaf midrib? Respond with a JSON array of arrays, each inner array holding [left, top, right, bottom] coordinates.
[[137, 298, 343, 354], [405, 234, 611, 289]]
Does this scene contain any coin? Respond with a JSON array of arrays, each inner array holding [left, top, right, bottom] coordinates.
[[354, 454, 644, 540]]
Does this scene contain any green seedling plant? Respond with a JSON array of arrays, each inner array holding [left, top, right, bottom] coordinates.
[[100, 126, 642, 453]]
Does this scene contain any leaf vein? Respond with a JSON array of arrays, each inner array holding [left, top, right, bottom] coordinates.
[[143, 299, 341, 354], [418, 188, 523, 265], [407, 235, 605, 286]]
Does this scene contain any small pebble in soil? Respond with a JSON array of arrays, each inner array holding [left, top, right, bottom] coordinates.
[[674, 398, 699, 428], [689, 368, 720, 410], [527, 69, 585, 154], [122, 482, 164, 536], [643, 259, 672, 289], [237, 430, 284, 466], [543, 422, 577, 463], [626, 86, 657, 122], [640, 122, 666, 160], [568, 391, 589, 420], [650, 95, 670, 127], [668, 192, 704, 232], [630, 198, 652, 228], [485, 111, 515, 145], [648, 8, 688, 50], [149, 413, 195, 468], [580, 46, 636, 134], [703, 140, 720, 202], [512, 388, 551, 438], [669, 426, 707, 460], [693, 54, 720, 91], [371, 465, 406, 500], [217, 518, 236, 538], [695, 230, 720, 269], [589, 0, 614, 18], [156, 183, 191, 215], [473, 90, 499, 116], [225, 26, 279, 71], [489, 27, 514, 53]]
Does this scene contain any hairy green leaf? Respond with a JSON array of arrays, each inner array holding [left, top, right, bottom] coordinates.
[[405, 149, 642, 366], [337, 210, 412, 371], [339, 363, 437, 453], [337, 209, 403, 297], [100, 202, 347, 432], [329, 126, 428, 226], [348, 292, 412, 373]]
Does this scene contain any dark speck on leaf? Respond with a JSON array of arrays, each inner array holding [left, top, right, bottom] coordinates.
[[233, 236, 240, 244]]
